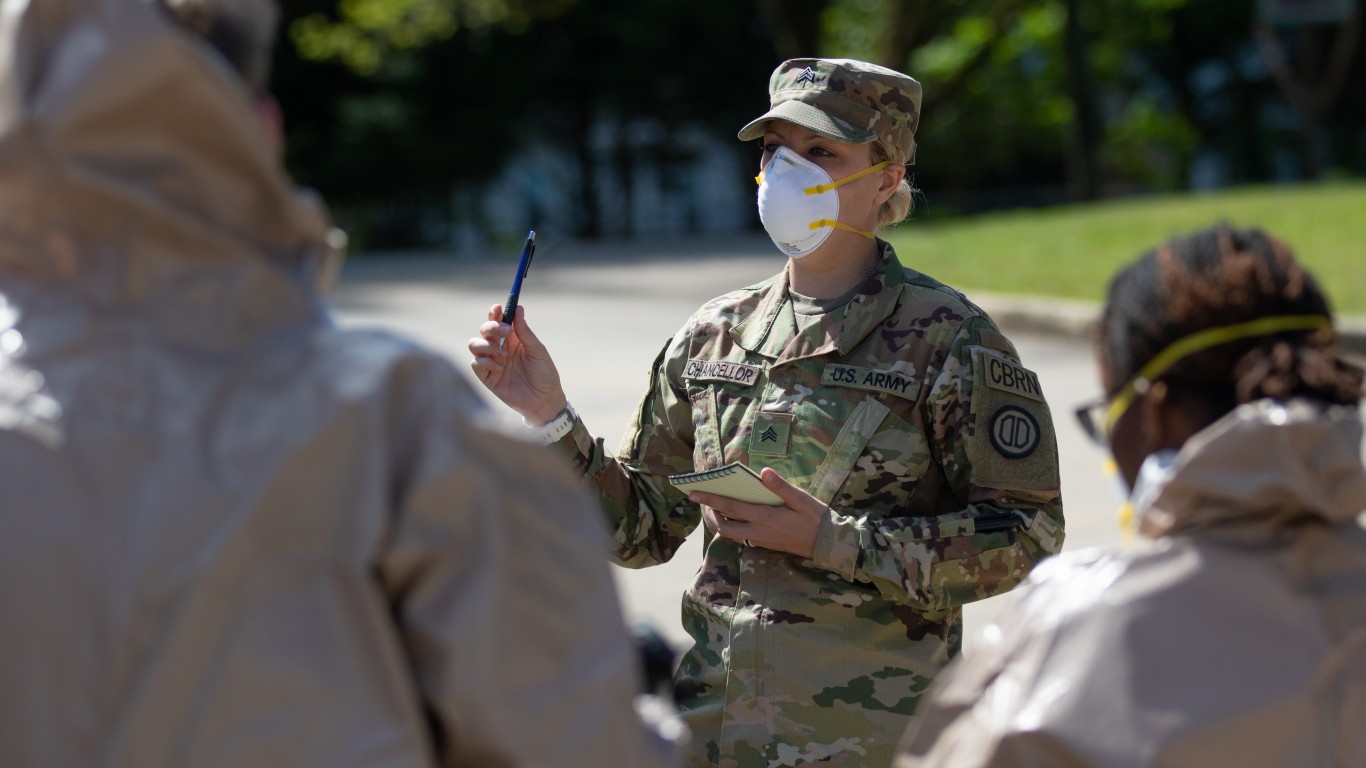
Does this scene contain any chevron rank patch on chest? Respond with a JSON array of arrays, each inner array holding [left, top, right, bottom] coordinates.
[[749, 411, 793, 456], [684, 358, 762, 386]]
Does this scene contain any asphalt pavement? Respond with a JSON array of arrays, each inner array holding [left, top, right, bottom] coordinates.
[[326, 233, 1163, 655]]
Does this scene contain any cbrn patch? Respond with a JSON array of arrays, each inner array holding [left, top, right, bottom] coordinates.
[[989, 405, 1040, 459], [981, 349, 1044, 402]]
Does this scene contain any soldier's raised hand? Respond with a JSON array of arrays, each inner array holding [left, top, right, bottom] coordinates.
[[468, 304, 567, 425]]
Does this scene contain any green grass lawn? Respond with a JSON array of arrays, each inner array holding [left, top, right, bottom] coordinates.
[[885, 181, 1366, 315]]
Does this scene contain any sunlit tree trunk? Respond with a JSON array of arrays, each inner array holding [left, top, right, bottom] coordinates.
[[1255, 8, 1361, 179], [1064, 0, 1101, 200], [878, 0, 934, 70], [756, 0, 829, 59], [572, 106, 601, 239]]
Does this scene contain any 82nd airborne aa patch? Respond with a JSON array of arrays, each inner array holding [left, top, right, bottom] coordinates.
[[989, 405, 1040, 458]]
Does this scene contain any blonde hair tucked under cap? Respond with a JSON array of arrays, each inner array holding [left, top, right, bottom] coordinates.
[[737, 58, 923, 165]]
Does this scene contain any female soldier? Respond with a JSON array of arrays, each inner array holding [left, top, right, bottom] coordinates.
[[899, 223, 1366, 767], [470, 58, 1065, 767]]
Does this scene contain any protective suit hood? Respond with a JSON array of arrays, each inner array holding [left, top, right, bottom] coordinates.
[[899, 398, 1366, 767], [0, 4, 685, 766], [0, 0, 333, 345], [1136, 398, 1366, 538]]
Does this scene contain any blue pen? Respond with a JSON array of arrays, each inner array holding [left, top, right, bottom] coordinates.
[[499, 230, 536, 350]]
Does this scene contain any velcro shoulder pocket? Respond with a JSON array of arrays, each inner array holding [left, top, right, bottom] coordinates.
[[965, 347, 1059, 492]]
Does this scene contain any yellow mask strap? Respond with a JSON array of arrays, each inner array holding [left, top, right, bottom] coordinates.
[[810, 219, 876, 239], [1102, 314, 1333, 434], [754, 160, 896, 191], [803, 160, 893, 195], [1103, 456, 1137, 540]]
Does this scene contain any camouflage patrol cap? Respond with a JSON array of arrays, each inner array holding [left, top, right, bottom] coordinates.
[[737, 58, 923, 164]]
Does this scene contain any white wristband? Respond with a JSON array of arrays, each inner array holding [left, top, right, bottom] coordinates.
[[526, 402, 576, 445]]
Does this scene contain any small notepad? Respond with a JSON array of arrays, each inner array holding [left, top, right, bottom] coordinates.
[[668, 462, 784, 505]]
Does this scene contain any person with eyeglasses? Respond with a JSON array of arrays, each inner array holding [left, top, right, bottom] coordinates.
[[896, 222, 1366, 767]]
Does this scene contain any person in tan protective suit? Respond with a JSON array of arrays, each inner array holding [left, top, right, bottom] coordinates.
[[0, 1, 683, 766], [899, 222, 1366, 767]]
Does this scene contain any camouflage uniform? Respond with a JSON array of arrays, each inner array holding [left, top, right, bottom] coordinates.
[[551, 240, 1065, 766]]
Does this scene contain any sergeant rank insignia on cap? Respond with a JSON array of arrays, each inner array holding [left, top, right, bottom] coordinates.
[[795, 66, 817, 85]]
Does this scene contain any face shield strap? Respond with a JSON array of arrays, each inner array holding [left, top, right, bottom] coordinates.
[[1102, 314, 1333, 434]]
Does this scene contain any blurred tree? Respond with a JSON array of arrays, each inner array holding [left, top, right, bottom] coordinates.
[[1254, 3, 1361, 178], [518, 0, 775, 237], [291, 0, 576, 75], [825, 0, 1031, 112], [756, 0, 831, 59], [1129, 0, 1364, 185], [273, 1, 558, 246], [822, 0, 1200, 208], [273, 0, 775, 245], [1062, 0, 1100, 199], [272, 0, 1365, 246]]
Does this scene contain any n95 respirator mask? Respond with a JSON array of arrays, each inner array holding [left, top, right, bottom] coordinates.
[[755, 146, 889, 258]]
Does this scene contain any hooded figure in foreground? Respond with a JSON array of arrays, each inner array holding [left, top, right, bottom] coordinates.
[[0, 1, 682, 765], [899, 223, 1366, 767]]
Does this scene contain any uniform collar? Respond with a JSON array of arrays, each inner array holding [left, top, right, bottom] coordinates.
[[731, 239, 905, 361]]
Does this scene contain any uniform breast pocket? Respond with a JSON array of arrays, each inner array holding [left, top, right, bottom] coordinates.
[[798, 394, 922, 507], [829, 404, 933, 513]]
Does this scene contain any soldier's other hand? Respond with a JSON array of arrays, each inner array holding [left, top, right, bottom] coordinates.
[[468, 304, 567, 425], [694, 469, 824, 560]]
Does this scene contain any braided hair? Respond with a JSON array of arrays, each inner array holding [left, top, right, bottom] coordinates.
[[1098, 223, 1363, 427]]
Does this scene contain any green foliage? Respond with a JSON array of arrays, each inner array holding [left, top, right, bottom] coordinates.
[[1103, 96, 1199, 188], [291, 0, 574, 75], [292, 0, 456, 75], [273, 0, 1366, 247], [997, 4, 1065, 64], [903, 3, 1069, 193], [885, 182, 1366, 312], [819, 0, 882, 60], [817, 0, 1213, 197], [912, 13, 999, 79]]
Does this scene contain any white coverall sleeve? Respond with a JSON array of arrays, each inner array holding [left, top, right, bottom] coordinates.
[[379, 366, 684, 767]]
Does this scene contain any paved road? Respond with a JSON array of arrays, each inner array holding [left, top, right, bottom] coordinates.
[[330, 234, 1126, 657]]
